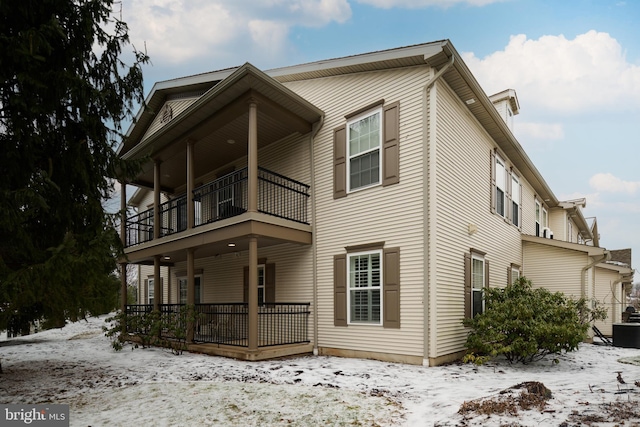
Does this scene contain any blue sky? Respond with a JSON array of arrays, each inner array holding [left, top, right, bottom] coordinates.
[[121, 0, 640, 274]]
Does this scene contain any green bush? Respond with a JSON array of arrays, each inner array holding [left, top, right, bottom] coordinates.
[[463, 277, 606, 364], [104, 306, 201, 355]]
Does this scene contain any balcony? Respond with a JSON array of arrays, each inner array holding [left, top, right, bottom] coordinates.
[[125, 167, 310, 248]]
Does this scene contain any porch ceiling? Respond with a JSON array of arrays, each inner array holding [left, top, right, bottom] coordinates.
[[122, 63, 324, 194]]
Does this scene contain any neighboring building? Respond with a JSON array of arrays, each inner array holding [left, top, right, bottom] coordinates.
[[117, 40, 633, 365]]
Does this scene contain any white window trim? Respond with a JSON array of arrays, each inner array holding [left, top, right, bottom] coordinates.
[[511, 267, 520, 284], [471, 253, 485, 318], [568, 220, 574, 243], [177, 275, 203, 304], [347, 249, 383, 325], [511, 174, 520, 227], [147, 277, 155, 304], [346, 108, 383, 193], [495, 155, 506, 218], [535, 199, 541, 236]]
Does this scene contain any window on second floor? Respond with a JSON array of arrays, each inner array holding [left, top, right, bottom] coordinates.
[[491, 150, 521, 228], [535, 199, 548, 237], [511, 174, 520, 227], [347, 109, 382, 192], [333, 101, 400, 199], [568, 220, 574, 243], [495, 155, 506, 217]]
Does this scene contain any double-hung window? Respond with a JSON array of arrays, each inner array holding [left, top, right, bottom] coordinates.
[[471, 254, 485, 317], [178, 276, 202, 304], [511, 174, 520, 227], [257, 265, 265, 305], [495, 155, 506, 217], [348, 250, 382, 324], [148, 278, 154, 305], [347, 109, 382, 192], [535, 200, 541, 236]]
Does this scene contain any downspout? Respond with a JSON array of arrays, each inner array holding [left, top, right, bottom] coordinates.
[[422, 54, 454, 366], [610, 271, 634, 322], [309, 114, 324, 356], [581, 250, 610, 299]]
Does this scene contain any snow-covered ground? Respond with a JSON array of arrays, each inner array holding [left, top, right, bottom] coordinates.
[[1, 315, 640, 426]]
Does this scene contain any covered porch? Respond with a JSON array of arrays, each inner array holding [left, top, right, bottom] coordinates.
[[117, 63, 323, 360], [125, 303, 312, 360]]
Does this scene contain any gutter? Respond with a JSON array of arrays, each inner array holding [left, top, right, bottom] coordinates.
[[422, 54, 453, 366], [309, 114, 324, 356], [582, 251, 610, 299]]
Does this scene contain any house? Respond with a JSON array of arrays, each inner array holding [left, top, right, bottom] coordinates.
[[117, 40, 633, 366]]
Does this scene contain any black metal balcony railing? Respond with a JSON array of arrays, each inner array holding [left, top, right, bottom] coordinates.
[[124, 167, 310, 247], [124, 303, 310, 348], [193, 169, 248, 226], [125, 209, 154, 248], [159, 195, 187, 237]]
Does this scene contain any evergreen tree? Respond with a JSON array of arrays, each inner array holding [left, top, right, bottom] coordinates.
[[0, 0, 148, 332]]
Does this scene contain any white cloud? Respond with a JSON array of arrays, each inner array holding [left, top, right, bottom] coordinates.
[[356, 0, 502, 8], [515, 122, 564, 141], [121, 0, 351, 66], [589, 172, 640, 194], [462, 31, 640, 114]]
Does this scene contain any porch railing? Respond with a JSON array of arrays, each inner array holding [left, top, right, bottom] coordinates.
[[125, 209, 154, 247], [124, 303, 310, 348], [124, 167, 309, 247], [158, 195, 188, 237]]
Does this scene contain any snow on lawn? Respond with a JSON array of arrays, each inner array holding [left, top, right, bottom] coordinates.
[[1, 315, 640, 426]]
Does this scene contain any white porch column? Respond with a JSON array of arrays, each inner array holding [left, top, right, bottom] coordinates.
[[247, 99, 258, 213], [186, 139, 195, 229], [248, 235, 258, 351], [186, 248, 195, 343], [153, 159, 161, 240]]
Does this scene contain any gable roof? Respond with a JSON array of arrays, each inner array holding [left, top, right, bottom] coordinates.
[[120, 40, 558, 205]]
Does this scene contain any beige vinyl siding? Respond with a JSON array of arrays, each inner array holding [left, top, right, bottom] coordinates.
[[523, 241, 587, 297], [141, 97, 199, 142], [431, 80, 523, 358], [169, 243, 315, 342], [548, 209, 565, 242], [520, 180, 538, 237], [284, 66, 430, 358], [138, 265, 170, 304], [594, 267, 622, 336]]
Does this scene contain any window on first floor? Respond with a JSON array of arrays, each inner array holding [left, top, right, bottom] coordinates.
[[257, 265, 265, 305], [334, 246, 400, 328], [471, 254, 485, 318], [243, 262, 275, 305], [148, 278, 154, 305], [178, 276, 202, 304], [348, 250, 382, 324], [464, 250, 489, 320]]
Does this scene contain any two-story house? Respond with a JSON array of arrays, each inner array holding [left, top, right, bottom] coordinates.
[[117, 40, 633, 366]]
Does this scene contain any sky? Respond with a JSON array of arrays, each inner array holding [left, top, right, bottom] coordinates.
[[118, 0, 640, 275]]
